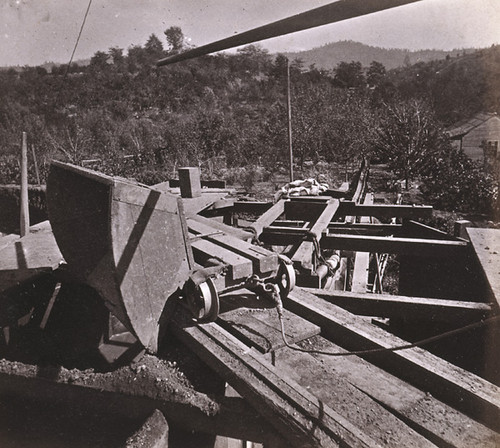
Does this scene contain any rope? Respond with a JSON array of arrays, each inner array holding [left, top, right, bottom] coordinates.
[[276, 307, 500, 357]]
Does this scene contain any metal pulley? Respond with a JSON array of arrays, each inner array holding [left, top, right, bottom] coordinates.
[[182, 269, 221, 323], [276, 256, 296, 299]]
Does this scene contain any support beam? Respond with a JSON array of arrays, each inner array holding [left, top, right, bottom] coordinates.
[[291, 199, 340, 271], [338, 203, 433, 219], [467, 228, 500, 309], [321, 234, 468, 258], [284, 288, 500, 432], [303, 288, 492, 322], [246, 199, 286, 237]]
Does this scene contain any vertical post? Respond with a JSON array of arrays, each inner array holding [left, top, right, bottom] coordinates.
[[178, 167, 201, 198], [286, 58, 293, 183], [20, 132, 29, 237], [31, 144, 40, 185]]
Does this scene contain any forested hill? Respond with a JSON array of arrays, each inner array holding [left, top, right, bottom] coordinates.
[[285, 40, 474, 71], [0, 31, 498, 216]]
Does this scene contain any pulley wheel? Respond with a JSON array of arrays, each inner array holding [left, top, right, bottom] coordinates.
[[277, 258, 296, 299], [184, 277, 220, 322]]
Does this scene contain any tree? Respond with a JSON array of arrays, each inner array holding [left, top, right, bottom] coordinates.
[[367, 61, 386, 88], [333, 61, 365, 88], [164, 26, 185, 53], [145, 34, 164, 57], [374, 99, 442, 189]]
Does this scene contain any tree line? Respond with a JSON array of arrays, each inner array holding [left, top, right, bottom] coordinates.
[[0, 28, 498, 217]]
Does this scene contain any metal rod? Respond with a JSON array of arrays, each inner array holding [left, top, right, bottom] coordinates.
[[157, 0, 423, 66], [20, 132, 29, 237], [287, 59, 293, 183]]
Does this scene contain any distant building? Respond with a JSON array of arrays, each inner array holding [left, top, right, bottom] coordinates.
[[446, 112, 500, 163]]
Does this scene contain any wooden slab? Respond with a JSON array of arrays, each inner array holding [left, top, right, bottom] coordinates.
[[171, 311, 381, 448], [267, 345, 436, 448], [218, 293, 320, 353], [284, 287, 500, 432], [274, 335, 500, 448], [0, 221, 64, 291], [467, 228, 500, 308]]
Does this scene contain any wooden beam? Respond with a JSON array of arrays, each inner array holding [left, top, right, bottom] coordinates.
[[190, 215, 252, 241], [246, 199, 286, 237], [321, 234, 468, 257], [232, 201, 273, 216], [291, 199, 340, 271], [188, 219, 277, 275], [467, 228, 500, 309], [303, 288, 492, 322], [338, 203, 433, 219], [350, 193, 373, 293], [20, 132, 29, 237], [327, 222, 403, 236], [170, 311, 381, 448], [284, 288, 500, 431], [189, 234, 253, 281]]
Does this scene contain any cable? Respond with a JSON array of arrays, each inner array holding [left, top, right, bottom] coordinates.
[[276, 306, 500, 357], [63, 0, 93, 79]]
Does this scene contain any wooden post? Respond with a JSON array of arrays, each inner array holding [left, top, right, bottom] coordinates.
[[20, 132, 29, 237], [178, 167, 202, 198], [286, 59, 293, 183], [31, 144, 40, 185]]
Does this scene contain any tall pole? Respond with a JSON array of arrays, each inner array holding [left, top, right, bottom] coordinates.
[[287, 59, 293, 182], [20, 132, 29, 237]]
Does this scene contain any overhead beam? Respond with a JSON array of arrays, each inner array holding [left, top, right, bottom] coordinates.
[[157, 0, 423, 66]]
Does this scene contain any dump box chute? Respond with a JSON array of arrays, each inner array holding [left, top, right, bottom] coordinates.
[[47, 161, 191, 352]]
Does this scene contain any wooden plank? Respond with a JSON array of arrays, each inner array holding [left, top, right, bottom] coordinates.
[[247, 199, 286, 237], [284, 287, 500, 431], [467, 228, 500, 308], [178, 167, 202, 198], [189, 235, 253, 281], [350, 194, 373, 293], [218, 294, 320, 353], [303, 288, 492, 322], [291, 199, 340, 271], [267, 346, 437, 448], [0, 221, 64, 292], [338, 203, 433, 219], [321, 234, 469, 258], [275, 335, 500, 448], [191, 215, 252, 241], [188, 219, 277, 275], [171, 311, 382, 448]]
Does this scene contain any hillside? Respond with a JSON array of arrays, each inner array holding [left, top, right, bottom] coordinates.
[[285, 40, 474, 71]]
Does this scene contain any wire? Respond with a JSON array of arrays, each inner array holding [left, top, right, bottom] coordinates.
[[277, 308, 500, 357], [63, 0, 94, 79]]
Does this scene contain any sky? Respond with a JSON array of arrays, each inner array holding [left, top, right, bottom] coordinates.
[[1, 0, 499, 67]]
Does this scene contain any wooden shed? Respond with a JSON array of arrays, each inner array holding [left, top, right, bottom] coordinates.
[[446, 112, 500, 163]]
